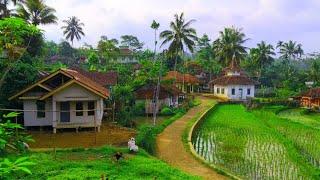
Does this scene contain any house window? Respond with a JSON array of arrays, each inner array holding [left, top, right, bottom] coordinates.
[[36, 101, 46, 118], [217, 88, 220, 94], [232, 88, 235, 95], [221, 88, 225, 94], [76, 102, 83, 116], [88, 101, 95, 116], [247, 88, 251, 95]]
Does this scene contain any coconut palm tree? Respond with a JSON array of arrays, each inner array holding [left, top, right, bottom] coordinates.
[[277, 40, 303, 60], [0, 0, 24, 18], [151, 20, 160, 61], [213, 27, 248, 66], [159, 12, 197, 71], [16, 0, 57, 26], [61, 16, 85, 46], [250, 41, 275, 79]]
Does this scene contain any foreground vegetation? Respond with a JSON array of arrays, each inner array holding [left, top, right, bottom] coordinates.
[[192, 104, 320, 179], [7, 146, 199, 179]]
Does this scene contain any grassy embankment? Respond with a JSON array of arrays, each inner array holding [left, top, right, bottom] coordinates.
[[9, 146, 199, 179], [192, 104, 320, 179]]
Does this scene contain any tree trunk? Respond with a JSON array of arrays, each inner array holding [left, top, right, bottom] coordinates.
[[0, 65, 13, 91]]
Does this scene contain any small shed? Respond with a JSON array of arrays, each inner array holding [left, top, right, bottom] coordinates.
[[134, 84, 184, 114], [163, 71, 200, 93], [297, 88, 320, 109]]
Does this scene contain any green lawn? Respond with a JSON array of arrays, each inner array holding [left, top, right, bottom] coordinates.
[[278, 108, 320, 129], [9, 146, 199, 180], [192, 104, 320, 179]]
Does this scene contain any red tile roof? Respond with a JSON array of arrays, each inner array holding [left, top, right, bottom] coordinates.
[[71, 67, 118, 86], [135, 84, 183, 99], [209, 75, 258, 85], [300, 88, 320, 98], [163, 71, 200, 84]]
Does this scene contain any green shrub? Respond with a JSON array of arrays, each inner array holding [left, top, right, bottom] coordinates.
[[160, 107, 174, 116], [136, 112, 185, 155], [132, 102, 145, 116]]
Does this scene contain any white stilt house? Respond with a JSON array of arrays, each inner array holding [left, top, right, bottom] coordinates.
[[9, 68, 110, 133]]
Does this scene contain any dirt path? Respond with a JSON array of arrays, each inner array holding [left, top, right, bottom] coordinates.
[[156, 95, 226, 180]]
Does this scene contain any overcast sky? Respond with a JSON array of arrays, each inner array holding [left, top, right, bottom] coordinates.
[[37, 0, 320, 54]]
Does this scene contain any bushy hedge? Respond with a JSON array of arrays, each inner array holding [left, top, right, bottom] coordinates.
[[246, 98, 299, 110], [160, 106, 174, 116]]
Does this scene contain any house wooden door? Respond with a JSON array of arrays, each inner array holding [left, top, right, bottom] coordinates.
[[239, 88, 243, 99], [60, 102, 70, 122]]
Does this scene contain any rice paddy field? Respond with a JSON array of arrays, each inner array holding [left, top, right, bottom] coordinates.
[[192, 104, 320, 179]]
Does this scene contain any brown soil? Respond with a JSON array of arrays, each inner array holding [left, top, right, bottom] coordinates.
[[156, 95, 226, 180], [28, 122, 136, 149]]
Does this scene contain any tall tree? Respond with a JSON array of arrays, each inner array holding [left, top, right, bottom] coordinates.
[[249, 41, 275, 79], [213, 27, 248, 66], [0, 18, 42, 90], [97, 37, 120, 63], [61, 16, 85, 46], [16, 0, 57, 26], [308, 59, 320, 86], [151, 20, 160, 60], [0, 0, 23, 19], [277, 40, 303, 60], [159, 12, 197, 71], [120, 35, 144, 51]]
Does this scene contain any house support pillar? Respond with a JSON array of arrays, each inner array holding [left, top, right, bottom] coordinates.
[[52, 99, 57, 134]]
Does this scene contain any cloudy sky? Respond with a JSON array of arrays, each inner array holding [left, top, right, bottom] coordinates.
[[38, 0, 320, 53]]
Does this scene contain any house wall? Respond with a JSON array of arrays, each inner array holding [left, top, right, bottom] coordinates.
[[213, 85, 229, 99], [23, 84, 105, 128], [117, 56, 137, 64], [300, 97, 320, 109], [226, 85, 255, 100], [23, 99, 53, 126], [137, 96, 179, 114], [53, 84, 100, 101], [53, 84, 103, 126], [176, 83, 198, 93]]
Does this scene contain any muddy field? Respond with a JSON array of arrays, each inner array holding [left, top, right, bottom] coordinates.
[[28, 122, 136, 149]]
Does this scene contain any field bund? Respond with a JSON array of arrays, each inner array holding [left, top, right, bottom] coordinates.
[[189, 104, 320, 179]]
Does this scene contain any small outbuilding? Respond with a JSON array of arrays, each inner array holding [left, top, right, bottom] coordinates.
[[297, 87, 320, 110], [134, 84, 184, 114], [9, 68, 110, 133], [163, 71, 200, 93], [209, 60, 258, 101]]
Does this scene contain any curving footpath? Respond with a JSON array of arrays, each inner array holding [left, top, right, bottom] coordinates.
[[156, 95, 226, 180]]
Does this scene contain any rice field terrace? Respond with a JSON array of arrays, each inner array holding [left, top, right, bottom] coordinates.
[[192, 104, 320, 179]]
